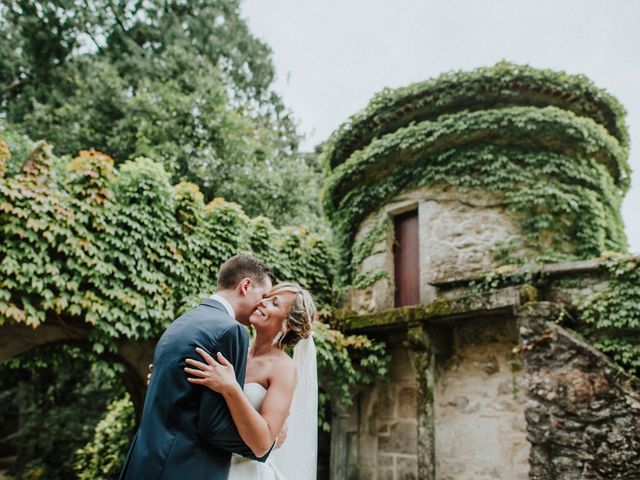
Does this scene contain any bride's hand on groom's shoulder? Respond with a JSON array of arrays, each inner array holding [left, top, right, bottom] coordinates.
[[147, 363, 153, 386], [184, 347, 238, 395]]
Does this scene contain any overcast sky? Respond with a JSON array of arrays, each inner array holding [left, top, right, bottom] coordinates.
[[242, 0, 640, 252]]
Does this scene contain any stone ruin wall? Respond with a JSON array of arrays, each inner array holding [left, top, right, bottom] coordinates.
[[342, 297, 640, 480], [346, 344, 419, 480], [349, 186, 525, 314], [344, 316, 532, 480], [518, 302, 640, 480], [434, 316, 530, 480], [341, 187, 640, 480]]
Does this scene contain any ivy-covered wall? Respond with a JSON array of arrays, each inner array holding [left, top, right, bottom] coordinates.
[[465, 254, 640, 379], [0, 133, 335, 352], [0, 127, 389, 414], [322, 62, 630, 287]]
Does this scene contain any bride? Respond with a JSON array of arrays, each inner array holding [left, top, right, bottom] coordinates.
[[184, 282, 318, 479]]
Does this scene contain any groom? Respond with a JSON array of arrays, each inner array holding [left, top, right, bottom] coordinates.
[[120, 254, 275, 479]]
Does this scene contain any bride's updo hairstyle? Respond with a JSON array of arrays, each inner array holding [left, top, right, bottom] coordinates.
[[270, 282, 317, 349]]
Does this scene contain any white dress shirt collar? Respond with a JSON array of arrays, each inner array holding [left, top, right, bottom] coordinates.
[[209, 293, 235, 319]]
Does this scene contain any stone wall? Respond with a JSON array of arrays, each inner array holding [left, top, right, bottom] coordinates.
[[346, 344, 419, 480], [341, 266, 640, 480], [517, 302, 640, 480], [434, 316, 530, 480], [344, 317, 531, 480], [349, 187, 524, 314]]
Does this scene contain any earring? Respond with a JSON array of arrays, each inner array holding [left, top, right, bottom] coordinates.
[[272, 331, 283, 346]]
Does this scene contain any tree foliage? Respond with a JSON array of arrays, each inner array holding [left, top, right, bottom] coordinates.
[[74, 394, 135, 480], [0, 0, 322, 225], [0, 346, 125, 480]]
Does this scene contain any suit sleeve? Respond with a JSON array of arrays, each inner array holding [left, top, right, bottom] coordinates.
[[196, 324, 272, 461]]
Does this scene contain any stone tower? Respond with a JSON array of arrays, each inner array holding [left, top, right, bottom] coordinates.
[[322, 63, 639, 479]]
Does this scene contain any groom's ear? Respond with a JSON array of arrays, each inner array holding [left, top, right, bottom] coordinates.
[[237, 277, 252, 296]]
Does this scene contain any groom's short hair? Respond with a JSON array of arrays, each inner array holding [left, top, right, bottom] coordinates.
[[217, 254, 275, 290]]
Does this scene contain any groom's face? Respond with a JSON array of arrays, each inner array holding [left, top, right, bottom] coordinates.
[[237, 275, 273, 325], [249, 277, 272, 306]]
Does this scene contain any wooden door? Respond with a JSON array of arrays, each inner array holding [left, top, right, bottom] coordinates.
[[394, 210, 420, 307]]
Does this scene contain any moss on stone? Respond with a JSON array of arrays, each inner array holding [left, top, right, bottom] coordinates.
[[338, 287, 525, 331], [424, 298, 452, 317], [520, 284, 539, 303]]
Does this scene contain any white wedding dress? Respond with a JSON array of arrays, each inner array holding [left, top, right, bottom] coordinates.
[[228, 383, 285, 480], [229, 337, 318, 480]]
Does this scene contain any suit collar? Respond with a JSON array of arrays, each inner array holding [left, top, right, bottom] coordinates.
[[208, 293, 235, 318], [200, 298, 235, 318]]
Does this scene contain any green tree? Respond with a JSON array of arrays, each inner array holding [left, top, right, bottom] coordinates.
[[0, 346, 126, 480], [0, 0, 322, 225], [75, 394, 135, 480]]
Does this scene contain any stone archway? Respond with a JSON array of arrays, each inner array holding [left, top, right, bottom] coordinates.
[[0, 320, 155, 416]]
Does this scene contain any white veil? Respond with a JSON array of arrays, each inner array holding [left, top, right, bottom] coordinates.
[[270, 335, 318, 479]]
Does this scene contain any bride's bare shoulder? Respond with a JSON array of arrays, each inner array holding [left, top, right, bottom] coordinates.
[[268, 351, 296, 380], [276, 350, 295, 369]]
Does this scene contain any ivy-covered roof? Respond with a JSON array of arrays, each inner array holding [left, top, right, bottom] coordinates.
[[324, 61, 629, 170], [322, 63, 630, 285]]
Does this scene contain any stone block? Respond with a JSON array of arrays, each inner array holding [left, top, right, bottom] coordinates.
[[389, 348, 416, 382], [398, 387, 417, 418], [347, 432, 358, 464], [396, 455, 418, 480], [480, 355, 500, 375], [378, 468, 394, 480], [378, 421, 417, 454], [350, 467, 376, 480], [377, 385, 397, 420]]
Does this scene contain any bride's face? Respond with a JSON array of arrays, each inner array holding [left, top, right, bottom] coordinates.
[[249, 291, 295, 333]]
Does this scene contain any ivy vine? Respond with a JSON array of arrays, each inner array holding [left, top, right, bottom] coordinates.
[[322, 65, 629, 286], [324, 61, 628, 170], [0, 131, 335, 344], [350, 212, 393, 290], [579, 254, 640, 376]]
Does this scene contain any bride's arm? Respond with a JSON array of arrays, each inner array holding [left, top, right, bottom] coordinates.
[[185, 347, 296, 458]]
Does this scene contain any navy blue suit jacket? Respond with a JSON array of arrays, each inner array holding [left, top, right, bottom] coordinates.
[[120, 298, 266, 479]]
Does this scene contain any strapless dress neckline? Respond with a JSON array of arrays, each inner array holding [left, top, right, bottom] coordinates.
[[244, 382, 267, 391], [242, 382, 268, 411]]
